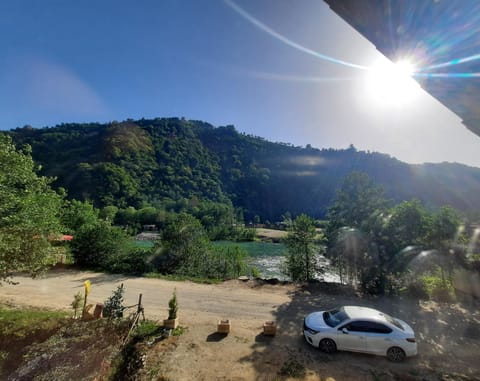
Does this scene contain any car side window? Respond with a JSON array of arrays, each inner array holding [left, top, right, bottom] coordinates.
[[367, 322, 392, 334], [341, 320, 370, 332], [340, 321, 393, 334]]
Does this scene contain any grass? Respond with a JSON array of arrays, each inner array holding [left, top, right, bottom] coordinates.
[[212, 240, 286, 257], [255, 228, 288, 240], [144, 272, 223, 284], [0, 306, 69, 338]]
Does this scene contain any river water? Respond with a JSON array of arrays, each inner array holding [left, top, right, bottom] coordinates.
[[213, 241, 340, 282]]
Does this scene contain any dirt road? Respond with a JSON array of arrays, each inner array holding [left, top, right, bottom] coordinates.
[[1, 269, 480, 381], [0, 270, 293, 325]]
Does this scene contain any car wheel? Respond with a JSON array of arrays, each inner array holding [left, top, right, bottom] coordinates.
[[387, 346, 406, 362], [319, 338, 337, 353]]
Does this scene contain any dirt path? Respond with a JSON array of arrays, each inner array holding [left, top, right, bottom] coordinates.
[[1, 270, 480, 381], [0, 270, 293, 325]]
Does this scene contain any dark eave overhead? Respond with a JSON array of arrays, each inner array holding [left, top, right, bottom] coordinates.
[[324, 0, 480, 137]]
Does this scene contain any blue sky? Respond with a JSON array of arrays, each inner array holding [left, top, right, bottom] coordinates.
[[1, 0, 480, 167]]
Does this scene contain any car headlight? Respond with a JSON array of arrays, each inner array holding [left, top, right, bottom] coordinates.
[[303, 319, 320, 335]]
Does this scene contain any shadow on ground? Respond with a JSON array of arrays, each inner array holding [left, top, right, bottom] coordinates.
[[240, 281, 480, 381]]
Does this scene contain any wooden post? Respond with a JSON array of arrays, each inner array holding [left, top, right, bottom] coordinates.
[[137, 293, 145, 321]]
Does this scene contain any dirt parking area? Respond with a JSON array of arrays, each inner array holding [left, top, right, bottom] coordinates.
[[1, 270, 480, 380]]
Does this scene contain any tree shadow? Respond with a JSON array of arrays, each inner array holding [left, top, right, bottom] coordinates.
[[74, 273, 131, 286], [239, 281, 480, 380]]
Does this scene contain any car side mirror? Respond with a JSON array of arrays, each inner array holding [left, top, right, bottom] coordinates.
[[342, 328, 349, 334]]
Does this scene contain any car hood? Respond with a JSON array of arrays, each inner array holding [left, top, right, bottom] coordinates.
[[305, 311, 330, 331]]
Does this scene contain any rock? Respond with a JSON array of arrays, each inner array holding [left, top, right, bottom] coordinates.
[[238, 276, 249, 282], [265, 278, 280, 285]]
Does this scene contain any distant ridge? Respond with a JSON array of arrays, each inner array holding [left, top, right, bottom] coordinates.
[[7, 118, 480, 220]]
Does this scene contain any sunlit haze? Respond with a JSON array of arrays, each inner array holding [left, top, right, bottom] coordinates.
[[1, 0, 479, 167]]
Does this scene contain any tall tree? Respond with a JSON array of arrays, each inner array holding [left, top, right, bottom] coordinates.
[[154, 213, 210, 275], [425, 206, 461, 285], [385, 199, 429, 254], [284, 214, 322, 281], [0, 135, 63, 282], [326, 172, 388, 292]]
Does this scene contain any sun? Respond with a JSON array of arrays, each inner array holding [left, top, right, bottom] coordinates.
[[365, 58, 421, 107]]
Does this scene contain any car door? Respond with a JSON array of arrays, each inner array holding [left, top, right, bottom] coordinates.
[[336, 320, 368, 352], [362, 322, 393, 355]]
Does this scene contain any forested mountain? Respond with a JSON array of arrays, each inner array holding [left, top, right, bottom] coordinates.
[[7, 118, 480, 221]]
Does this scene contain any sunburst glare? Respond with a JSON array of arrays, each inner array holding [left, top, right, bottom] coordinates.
[[364, 58, 421, 107]]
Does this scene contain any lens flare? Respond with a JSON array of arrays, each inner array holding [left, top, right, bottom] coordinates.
[[365, 59, 421, 107]]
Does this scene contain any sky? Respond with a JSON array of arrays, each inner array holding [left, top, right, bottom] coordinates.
[[1, 0, 480, 167]]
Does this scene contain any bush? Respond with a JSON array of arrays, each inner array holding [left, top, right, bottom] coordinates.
[[232, 227, 256, 242], [404, 281, 429, 299], [107, 247, 152, 275], [103, 284, 125, 319], [420, 272, 455, 302], [168, 290, 178, 320], [71, 292, 84, 318], [70, 221, 129, 269]]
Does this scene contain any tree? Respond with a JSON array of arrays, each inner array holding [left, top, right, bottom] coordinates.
[[284, 214, 322, 281], [0, 135, 63, 282], [99, 205, 118, 222], [153, 213, 210, 275], [326, 172, 388, 238], [425, 206, 461, 286], [385, 199, 429, 254], [326, 172, 388, 293], [61, 199, 99, 234], [70, 221, 129, 269]]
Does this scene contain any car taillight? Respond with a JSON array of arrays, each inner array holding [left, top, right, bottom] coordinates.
[[406, 338, 416, 343]]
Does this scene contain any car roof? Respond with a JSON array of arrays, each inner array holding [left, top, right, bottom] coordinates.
[[343, 306, 388, 322]]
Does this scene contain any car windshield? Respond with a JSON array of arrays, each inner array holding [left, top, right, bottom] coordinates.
[[323, 308, 349, 327]]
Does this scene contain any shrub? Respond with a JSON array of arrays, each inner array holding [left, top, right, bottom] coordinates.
[[404, 281, 429, 300], [71, 292, 84, 319], [70, 221, 129, 269], [107, 246, 152, 274], [103, 284, 125, 319], [279, 357, 305, 378], [420, 272, 455, 302], [168, 290, 178, 320]]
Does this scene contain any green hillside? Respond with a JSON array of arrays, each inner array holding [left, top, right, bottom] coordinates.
[[7, 118, 480, 221]]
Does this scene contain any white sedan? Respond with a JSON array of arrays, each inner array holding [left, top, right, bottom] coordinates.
[[303, 305, 417, 362]]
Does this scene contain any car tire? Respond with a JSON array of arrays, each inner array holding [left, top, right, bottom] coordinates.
[[319, 338, 337, 353], [387, 346, 406, 362]]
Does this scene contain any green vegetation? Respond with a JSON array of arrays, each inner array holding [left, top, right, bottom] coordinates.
[[325, 172, 470, 296], [144, 272, 223, 284], [168, 290, 178, 320], [151, 213, 248, 279], [283, 214, 324, 281], [71, 292, 83, 319], [1, 118, 479, 294], [213, 241, 286, 257], [279, 357, 306, 378], [0, 306, 68, 337], [0, 135, 63, 282], [103, 284, 126, 320], [7, 118, 480, 223]]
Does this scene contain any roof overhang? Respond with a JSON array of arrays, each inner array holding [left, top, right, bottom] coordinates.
[[324, 0, 480, 137]]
